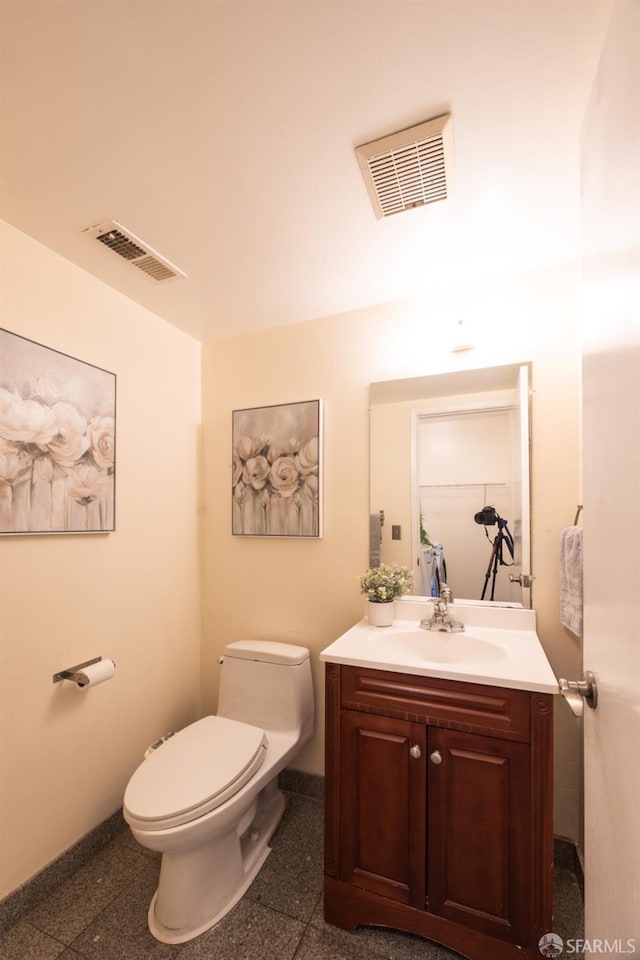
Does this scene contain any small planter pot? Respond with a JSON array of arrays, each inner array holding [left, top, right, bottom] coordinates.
[[367, 600, 394, 627]]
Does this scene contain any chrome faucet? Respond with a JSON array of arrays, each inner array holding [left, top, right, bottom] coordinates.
[[419, 584, 465, 633], [440, 584, 453, 605]]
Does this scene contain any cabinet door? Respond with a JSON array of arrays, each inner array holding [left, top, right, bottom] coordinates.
[[339, 710, 427, 908], [427, 728, 531, 943]]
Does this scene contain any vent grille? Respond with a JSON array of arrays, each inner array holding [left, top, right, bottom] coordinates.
[[83, 220, 187, 283], [96, 228, 146, 261], [132, 256, 177, 282], [356, 114, 453, 219]]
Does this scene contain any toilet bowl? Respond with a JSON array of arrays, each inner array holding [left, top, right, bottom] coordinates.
[[123, 640, 314, 944]]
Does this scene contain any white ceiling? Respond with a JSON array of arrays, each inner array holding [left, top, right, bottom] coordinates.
[[0, 1, 613, 342]]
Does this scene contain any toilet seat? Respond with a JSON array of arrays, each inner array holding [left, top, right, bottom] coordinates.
[[123, 715, 268, 831]]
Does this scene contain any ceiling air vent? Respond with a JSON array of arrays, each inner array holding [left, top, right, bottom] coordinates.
[[82, 220, 187, 283], [355, 114, 453, 219]]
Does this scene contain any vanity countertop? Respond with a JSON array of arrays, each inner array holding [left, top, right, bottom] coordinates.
[[320, 598, 559, 694]]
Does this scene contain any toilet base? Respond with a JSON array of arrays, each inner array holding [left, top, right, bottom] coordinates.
[[147, 783, 286, 944]]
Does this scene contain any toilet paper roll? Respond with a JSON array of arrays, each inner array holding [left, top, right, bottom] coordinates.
[[75, 658, 116, 688]]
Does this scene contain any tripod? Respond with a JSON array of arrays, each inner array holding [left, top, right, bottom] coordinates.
[[480, 516, 515, 601]]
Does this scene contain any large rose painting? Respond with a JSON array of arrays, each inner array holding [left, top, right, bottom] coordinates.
[[232, 400, 322, 537], [0, 328, 116, 534]]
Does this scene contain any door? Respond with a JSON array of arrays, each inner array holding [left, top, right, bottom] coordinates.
[[339, 711, 427, 907], [510, 363, 532, 604], [427, 728, 531, 944], [582, 326, 640, 939], [581, 0, 640, 940]]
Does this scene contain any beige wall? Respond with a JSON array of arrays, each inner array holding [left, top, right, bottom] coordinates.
[[202, 264, 583, 841], [0, 221, 202, 898], [0, 219, 585, 903]]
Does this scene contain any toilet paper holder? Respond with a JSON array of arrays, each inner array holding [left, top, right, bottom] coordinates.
[[53, 656, 105, 684]]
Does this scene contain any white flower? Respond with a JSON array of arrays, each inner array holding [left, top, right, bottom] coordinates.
[[235, 435, 267, 461], [296, 436, 319, 476], [39, 402, 89, 467], [242, 455, 270, 490], [88, 415, 115, 471], [358, 564, 414, 602], [23, 376, 64, 407], [65, 463, 107, 505], [269, 456, 300, 498], [297, 474, 318, 500], [267, 438, 300, 461], [232, 480, 252, 504], [0, 393, 57, 445]]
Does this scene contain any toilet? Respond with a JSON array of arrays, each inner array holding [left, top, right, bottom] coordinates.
[[123, 640, 314, 944]]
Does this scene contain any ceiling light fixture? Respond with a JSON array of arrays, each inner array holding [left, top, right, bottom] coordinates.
[[450, 319, 476, 353]]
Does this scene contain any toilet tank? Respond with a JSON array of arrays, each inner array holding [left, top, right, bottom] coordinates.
[[217, 641, 314, 738]]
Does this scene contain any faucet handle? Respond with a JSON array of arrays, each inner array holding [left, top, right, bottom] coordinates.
[[440, 584, 453, 603]]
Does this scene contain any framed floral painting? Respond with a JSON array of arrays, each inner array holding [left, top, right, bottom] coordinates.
[[232, 399, 322, 538], [0, 328, 116, 534]]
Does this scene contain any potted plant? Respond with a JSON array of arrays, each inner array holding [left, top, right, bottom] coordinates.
[[358, 563, 414, 627]]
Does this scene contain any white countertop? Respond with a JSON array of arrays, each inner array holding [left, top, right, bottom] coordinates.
[[320, 598, 559, 694]]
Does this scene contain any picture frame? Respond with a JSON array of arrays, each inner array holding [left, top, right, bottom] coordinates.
[[232, 399, 322, 538], [0, 328, 116, 535]]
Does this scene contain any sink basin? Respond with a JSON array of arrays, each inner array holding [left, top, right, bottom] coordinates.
[[320, 603, 560, 693], [394, 630, 506, 665]]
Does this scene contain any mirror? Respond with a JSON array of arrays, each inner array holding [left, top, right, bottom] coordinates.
[[369, 363, 531, 607]]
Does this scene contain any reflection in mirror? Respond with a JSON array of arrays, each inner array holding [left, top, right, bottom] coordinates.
[[370, 363, 531, 608]]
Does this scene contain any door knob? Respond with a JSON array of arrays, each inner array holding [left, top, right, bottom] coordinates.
[[559, 671, 598, 717], [430, 750, 443, 765], [409, 744, 421, 759]]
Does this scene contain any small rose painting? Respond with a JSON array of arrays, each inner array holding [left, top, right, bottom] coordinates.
[[0, 328, 116, 534], [232, 399, 322, 537]]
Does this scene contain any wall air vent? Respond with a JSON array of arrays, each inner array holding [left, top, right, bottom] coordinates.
[[355, 114, 453, 219], [82, 220, 187, 283]]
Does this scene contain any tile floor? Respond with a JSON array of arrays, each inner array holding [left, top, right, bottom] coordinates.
[[1, 789, 584, 960]]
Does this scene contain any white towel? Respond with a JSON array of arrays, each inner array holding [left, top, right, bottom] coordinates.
[[560, 526, 583, 638]]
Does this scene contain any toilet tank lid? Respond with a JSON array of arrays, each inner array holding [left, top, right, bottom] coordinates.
[[224, 640, 309, 665]]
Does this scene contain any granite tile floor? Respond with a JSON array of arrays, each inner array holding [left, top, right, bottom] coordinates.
[[1, 790, 584, 960]]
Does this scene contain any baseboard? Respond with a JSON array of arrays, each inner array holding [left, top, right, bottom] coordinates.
[[0, 778, 578, 937], [554, 836, 584, 898], [279, 767, 324, 801], [0, 768, 324, 934], [0, 809, 126, 935]]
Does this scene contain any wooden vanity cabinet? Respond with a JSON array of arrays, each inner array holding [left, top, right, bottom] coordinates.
[[324, 664, 554, 960]]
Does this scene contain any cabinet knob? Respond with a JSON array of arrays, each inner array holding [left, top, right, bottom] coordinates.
[[409, 744, 422, 759], [430, 750, 443, 765]]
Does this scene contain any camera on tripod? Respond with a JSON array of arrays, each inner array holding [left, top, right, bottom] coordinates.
[[474, 505, 515, 600], [474, 506, 499, 526]]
